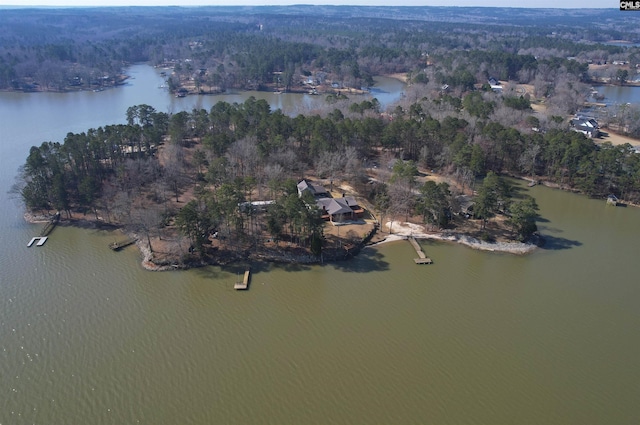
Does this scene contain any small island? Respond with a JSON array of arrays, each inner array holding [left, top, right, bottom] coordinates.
[[16, 99, 600, 271]]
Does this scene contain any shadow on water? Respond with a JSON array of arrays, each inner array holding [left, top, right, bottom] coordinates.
[[193, 260, 314, 281], [329, 247, 390, 273], [536, 219, 582, 250], [540, 234, 582, 250], [193, 266, 228, 280], [192, 248, 388, 279], [252, 260, 314, 273], [539, 223, 564, 233]]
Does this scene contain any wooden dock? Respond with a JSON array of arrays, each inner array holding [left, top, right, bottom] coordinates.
[[409, 237, 433, 265], [40, 212, 60, 237], [109, 238, 137, 251], [27, 213, 59, 247], [234, 267, 251, 290]]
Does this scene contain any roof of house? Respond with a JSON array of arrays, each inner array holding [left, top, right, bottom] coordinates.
[[571, 117, 600, 136], [297, 179, 329, 196], [456, 195, 475, 213], [572, 117, 599, 128], [316, 196, 358, 216], [238, 200, 275, 209]]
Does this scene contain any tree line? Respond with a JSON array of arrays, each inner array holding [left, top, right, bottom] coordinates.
[[2, 6, 637, 95], [15, 97, 640, 256]]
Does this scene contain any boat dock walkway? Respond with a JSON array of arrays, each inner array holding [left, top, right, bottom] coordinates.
[[234, 267, 251, 290], [40, 212, 60, 237], [409, 237, 433, 265], [109, 238, 137, 251], [27, 213, 59, 247]]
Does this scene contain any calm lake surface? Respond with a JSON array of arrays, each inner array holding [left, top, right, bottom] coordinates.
[[1, 65, 640, 424], [597, 84, 640, 106]]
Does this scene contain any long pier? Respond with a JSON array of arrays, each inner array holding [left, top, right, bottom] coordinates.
[[409, 237, 433, 265], [40, 212, 60, 237], [234, 267, 251, 290]]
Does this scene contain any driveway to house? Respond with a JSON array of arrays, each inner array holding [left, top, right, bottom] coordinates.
[[599, 131, 640, 147]]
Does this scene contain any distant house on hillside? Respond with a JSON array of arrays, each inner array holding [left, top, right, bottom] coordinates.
[[570, 116, 600, 138], [488, 77, 503, 93]]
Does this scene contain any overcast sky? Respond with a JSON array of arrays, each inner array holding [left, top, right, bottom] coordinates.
[[0, 0, 616, 8]]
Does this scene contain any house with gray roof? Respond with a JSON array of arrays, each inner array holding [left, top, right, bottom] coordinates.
[[316, 196, 364, 223], [570, 116, 600, 138], [297, 179, 329, 198], [298, 179, 364, 222]]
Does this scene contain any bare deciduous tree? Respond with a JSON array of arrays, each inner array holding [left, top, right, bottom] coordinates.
[[226, 136, 260, 178]]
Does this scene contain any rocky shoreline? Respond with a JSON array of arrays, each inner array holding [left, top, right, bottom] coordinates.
[[375, 221, 539, 255], [371, 233, 538, 255]]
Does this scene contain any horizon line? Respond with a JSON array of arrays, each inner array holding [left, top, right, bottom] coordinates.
[[0, 4, 617, 9]]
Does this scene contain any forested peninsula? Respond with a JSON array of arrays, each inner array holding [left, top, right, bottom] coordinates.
[[8, 6, 640, 268]]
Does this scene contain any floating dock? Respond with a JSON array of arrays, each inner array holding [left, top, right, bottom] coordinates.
[[234, 268, 251, 290], [27, 236, 48, 247], [409, 237, 433, 265]]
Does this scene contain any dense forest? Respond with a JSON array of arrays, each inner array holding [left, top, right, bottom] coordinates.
[[1, 6, 638, 91], [2, 6, 640, 132], [8, 6, 640, 263]]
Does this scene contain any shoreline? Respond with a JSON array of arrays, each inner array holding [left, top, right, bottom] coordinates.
[[24, 211, 536, 274], [383, 72, 409, 83], [590, 80, 640, 88], [1, 76, 129, 94], [370, 221, 538, 255]]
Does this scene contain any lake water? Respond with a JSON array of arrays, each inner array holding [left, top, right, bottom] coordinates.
[[1, 65, 640, 424], [597, 84, 640, 106]]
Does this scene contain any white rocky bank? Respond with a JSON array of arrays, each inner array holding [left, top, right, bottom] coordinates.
[[372, 221, 537, 255]]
